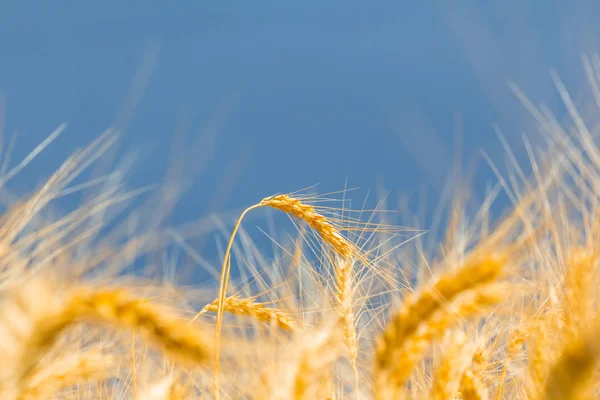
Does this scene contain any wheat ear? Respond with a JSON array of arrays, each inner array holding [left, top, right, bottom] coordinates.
[[374, 284, 504, 399], [198, 295, 296, 330], [543, 324, 600, 400], [18, 349, 113, 400], [0, 278, 212, 398], [375, 253, 505, 374], [259, 195, 355, 259], [258, 321, 343, 400], [495, 323, 530, 400], [136, 376, 191, 400], [460, 345, 489, 400], [213, 194, 357, 397], [333, 257, 359, 390], [430, 330, 474, 400], [562, 247, 596, 341]]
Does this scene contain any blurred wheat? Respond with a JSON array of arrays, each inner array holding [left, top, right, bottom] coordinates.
[[1, 56, 600, 400]]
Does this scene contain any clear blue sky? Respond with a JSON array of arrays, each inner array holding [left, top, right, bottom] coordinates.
[[1, 2, 599, 276]]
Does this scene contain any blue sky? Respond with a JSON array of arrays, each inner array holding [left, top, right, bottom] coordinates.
[[0, 2, 599, 277]]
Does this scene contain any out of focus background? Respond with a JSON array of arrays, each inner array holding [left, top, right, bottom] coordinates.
[[0, 1, 599, 277]]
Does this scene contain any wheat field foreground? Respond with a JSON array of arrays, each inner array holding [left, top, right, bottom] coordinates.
[[3, 60, 600, 399]]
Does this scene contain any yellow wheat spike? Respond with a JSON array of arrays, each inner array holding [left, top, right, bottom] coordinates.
[[375, 253, 505, 375], [18, 348, 113, 400], [562, 246, 596, 341], [543, 323, 600, 400], [213, 193, 361, 397], [374, 284, 504, 399], [430, 330, 474, 400], [259, 195, 355, 259], [333, 257, 359, 391], [198, 295, 296, 330], [460, 345, 489, 400], [0, 278, 212, 399], [257, 320, 343, 400], [136, 376, 191, 400]]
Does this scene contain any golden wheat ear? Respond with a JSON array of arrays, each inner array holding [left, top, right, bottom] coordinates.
[[19, 348, 113, 399], [256, 319, 343, 400], [543, 320, 600, 400], [373, 252, 506, 399], [332, 257, 359, 391], [430, 330, 474, 400], [459, 343, 489, 400], [136, 375, 191, 400], [197, 295, 296, 331], [0, 277, 213, 399], [259, 195, 356, 259], [212, 193, 363, 396]]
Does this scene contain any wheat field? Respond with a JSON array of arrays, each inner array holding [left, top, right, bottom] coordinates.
[[2, 57, 600, 399]]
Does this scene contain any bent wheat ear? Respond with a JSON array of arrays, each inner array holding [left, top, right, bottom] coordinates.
[[0, 278, 212, 398], [199, 295, 296, 330], [20, 348, 112, 399], [214, 193, 359, 394], [260, 195, 355, 260]]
